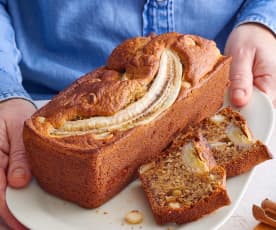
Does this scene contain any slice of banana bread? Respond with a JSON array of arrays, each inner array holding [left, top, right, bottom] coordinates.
[[189, 107, 272, 177], [139, 133, 230, 225]]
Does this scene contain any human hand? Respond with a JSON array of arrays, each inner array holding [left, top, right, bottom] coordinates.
[[225, 23, 276, 108], [0, 99, 36, 230]]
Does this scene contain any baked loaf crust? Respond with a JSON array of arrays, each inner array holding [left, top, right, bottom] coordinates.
[[139, 133, 230, 225], [179, 107, 272, 177], [23, 32, 231, 208]]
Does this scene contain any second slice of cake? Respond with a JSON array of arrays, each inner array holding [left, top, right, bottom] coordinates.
[[139, 133, 230, 225], [185, 107, 272, 177]]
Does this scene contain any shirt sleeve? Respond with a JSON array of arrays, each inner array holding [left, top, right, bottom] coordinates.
[[0, 0, 32, 102], [235, 0, 276, 34]]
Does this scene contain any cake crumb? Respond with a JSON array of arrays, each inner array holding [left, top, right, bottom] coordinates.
[[103, 211, 108, 215], [124, 210, 144, 225]]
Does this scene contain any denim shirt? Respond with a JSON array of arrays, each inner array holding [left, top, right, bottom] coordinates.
[[0, 0, 275, 101]]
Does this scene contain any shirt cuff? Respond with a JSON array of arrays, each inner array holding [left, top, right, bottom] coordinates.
[[234, 1, 276, 35], [0, 71, 34, 105], [235, 15, 276, 36]]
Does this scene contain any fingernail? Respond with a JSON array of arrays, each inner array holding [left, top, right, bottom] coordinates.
[[12, 168, 26, 178], [232, 89, 245, 99]]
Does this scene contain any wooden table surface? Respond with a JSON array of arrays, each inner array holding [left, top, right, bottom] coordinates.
[[1, 111, 275, 230]]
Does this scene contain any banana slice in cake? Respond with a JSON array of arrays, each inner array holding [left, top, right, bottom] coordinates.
[[181, 142, 209, 173]]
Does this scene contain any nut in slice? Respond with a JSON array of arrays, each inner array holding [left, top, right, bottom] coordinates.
[[139, 162, 156, 174], [210, 114, 225, 124], [168, 202, 181, 209]]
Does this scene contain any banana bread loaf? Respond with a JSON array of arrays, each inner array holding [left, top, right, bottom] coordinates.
[[23, 32, 231, 208]]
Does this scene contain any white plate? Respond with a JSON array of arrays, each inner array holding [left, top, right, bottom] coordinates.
[[6, 88, 275, 230]]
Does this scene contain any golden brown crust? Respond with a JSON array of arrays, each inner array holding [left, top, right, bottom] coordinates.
[[107, 36, 153, 72], [222, 140, 272, 177], [23, 33, 230, 208]]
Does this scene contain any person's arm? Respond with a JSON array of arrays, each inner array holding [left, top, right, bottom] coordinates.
[[225, 0, 276, 107], [0, 1, 35, 229], [0, 1, 33, 102]]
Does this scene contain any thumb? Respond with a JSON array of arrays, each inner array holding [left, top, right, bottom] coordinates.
[[226, 47, 255, 107], [7, 120, 31, 188]]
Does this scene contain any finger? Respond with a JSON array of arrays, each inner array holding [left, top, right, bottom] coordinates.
[[7, 120, 31, 188], [0, 151, 9, 219], [0, 151, 26, 230], [0, 119, 9, 154], [254, 75, 276, 108], [0, 151, 9, 188], [228, 47, 255, 107]]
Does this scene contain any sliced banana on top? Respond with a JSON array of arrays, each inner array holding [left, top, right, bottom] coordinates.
[[51, 49, 183, 137]]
